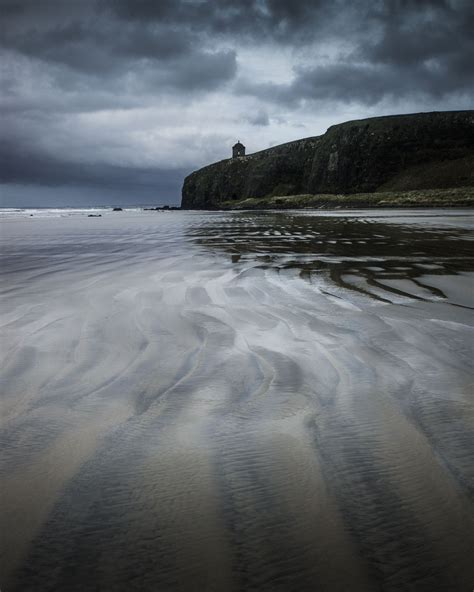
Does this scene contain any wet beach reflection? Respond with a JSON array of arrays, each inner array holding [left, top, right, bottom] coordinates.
[[1, 209, 473, 592], [191, 210, 474, 305]]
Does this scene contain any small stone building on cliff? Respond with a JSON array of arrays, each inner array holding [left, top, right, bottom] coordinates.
[[232, 141, 245, 158]]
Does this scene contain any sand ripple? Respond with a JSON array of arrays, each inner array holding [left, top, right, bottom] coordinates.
[[1, 209, 473, 591]]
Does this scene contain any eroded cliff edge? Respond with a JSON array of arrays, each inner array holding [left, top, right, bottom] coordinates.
[[181, 111, 474, 209]]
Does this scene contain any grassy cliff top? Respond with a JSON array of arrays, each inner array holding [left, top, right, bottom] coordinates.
[[220, 187, 474, 210]]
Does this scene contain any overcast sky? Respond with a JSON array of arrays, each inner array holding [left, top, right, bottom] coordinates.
[[1, 0, 473, 206]]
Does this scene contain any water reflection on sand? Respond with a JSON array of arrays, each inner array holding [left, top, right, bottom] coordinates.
[[192, 210, 474, 305], [1, 209, 473, 591]]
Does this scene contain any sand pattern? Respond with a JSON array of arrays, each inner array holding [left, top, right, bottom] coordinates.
[[1, 209, 473, 591]]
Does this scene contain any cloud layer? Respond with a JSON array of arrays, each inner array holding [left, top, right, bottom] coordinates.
[[1, 0, 472, 205]]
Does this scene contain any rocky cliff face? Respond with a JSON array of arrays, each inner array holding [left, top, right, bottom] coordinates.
[[181, 111, 474, 209]]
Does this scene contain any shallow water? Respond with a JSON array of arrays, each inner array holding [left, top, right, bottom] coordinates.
[[1, 209, 473, 591]]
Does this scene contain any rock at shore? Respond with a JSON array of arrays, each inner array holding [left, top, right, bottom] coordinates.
[[181, 111, 474, 209]]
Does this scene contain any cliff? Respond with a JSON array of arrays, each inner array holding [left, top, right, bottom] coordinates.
[[181, 111, 474, 209]]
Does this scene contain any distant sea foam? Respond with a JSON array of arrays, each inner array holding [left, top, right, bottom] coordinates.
[[0, 207, 151, 219]]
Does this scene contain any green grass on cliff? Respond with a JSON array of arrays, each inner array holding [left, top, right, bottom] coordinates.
[[220, 187, 474, 210]]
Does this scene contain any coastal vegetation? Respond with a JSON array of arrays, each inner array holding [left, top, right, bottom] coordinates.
[[220, 187, 474, 210]]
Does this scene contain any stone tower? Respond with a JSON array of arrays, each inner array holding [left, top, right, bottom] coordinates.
[[232, 141, 245, 158]]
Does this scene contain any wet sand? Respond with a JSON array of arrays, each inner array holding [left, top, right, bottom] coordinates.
[[1, 209, 473, 591]]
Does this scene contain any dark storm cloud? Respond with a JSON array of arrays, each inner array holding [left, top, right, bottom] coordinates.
[[237, 0, 474, 106], [145, 49, 237, 92], [2, 0, 472, 97], [110, 0, 334, 38], [245, 110, 270, 126], [241, 53, 473, 107], [0, 7, 236, 89], [2, 0, 471, 101], [1, 0, 472, 204], [0, 0, 350, 83], [0, 137, 186, 191], [1, 24, 193, 74]]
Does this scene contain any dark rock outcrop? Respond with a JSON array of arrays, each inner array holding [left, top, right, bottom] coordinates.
[[181, 111, 474, 209], [143, 205, 181, 211]]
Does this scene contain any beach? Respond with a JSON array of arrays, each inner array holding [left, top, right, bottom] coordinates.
[[1, 208, 473, 591]]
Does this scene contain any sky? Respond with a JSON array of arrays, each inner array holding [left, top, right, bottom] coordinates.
[[1, 0, 473, 206]]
